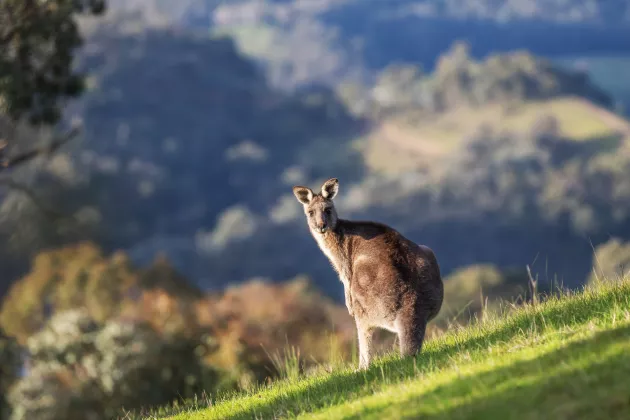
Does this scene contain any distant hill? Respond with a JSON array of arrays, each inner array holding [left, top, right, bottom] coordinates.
[[99, 1, 630, 90], [351, 46, 628, 173]]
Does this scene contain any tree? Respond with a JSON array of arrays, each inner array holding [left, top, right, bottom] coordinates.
[[0, 0, 106, 178], [8, 309, 219, 420], [0, 242, 202, 344], [0, 0, 105, 124]]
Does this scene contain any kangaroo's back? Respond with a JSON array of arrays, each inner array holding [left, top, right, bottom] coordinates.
[[338, 219, 443, 323]]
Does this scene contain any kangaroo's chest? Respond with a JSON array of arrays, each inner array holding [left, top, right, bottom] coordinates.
[[314, 233, 351, 288]]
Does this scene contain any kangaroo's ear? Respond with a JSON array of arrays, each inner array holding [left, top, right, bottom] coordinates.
[[292, 186, 313, 205], [321, 178, 339, 200]]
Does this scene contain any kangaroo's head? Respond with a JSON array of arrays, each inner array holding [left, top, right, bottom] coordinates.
[[292, 178, 339, 234]]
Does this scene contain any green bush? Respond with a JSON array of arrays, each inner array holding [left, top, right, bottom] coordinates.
[[589, 238, 630, 284], [437, 264, 529, 324], [0, 242, 201, 344]]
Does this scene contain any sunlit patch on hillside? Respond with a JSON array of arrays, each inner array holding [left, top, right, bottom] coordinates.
[[363, 97, 630, 174]]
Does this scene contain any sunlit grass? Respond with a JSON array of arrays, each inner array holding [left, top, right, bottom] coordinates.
[[150, 277, 630, 420]]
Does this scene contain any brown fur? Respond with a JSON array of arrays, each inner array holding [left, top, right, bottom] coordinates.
[[293, 178, 444, 369]]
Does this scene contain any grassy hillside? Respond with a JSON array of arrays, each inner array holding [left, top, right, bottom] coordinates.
[[156, 278, 630, 420], [363, 97, 630, 174]]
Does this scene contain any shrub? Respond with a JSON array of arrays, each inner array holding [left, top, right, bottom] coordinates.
[[0, 242, 201, 344], [589, 238, 630, 284], [8, 310, 219, 420]]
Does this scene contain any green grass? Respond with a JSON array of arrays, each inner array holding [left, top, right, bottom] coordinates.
[[155, 279, 630, 420]]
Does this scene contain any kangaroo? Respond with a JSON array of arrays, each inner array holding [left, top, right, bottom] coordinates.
[[292, 178, 444, 369]]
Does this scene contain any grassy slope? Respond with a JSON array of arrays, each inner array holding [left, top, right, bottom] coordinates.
[[364, 97, 630, 174], [160, 279, 630, 420]]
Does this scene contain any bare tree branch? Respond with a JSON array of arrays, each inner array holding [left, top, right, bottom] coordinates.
[[0, 124, 81, 172], [0, 121, 83, 227]]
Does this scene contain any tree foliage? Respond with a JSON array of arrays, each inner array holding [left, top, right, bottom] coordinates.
[[0, 0, 106, 126], [0, 242, 202, 344], [8, 309, 219, 420], [0, 242, 362, 412]]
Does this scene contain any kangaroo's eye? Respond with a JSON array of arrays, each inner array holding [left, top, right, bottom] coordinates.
[[308, 210, 314, 217], [325, 208, 332, 215]]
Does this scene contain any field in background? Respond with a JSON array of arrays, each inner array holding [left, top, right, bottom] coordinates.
[[360, 53, 630, 174], [363, 97, 630, 174]]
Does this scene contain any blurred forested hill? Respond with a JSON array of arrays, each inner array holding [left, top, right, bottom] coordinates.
[[104, 0, 630, 88], [2, 0, 630, 304]]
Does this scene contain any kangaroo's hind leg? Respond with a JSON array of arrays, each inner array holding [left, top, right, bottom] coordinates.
[[395, 308, 428, 358]]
